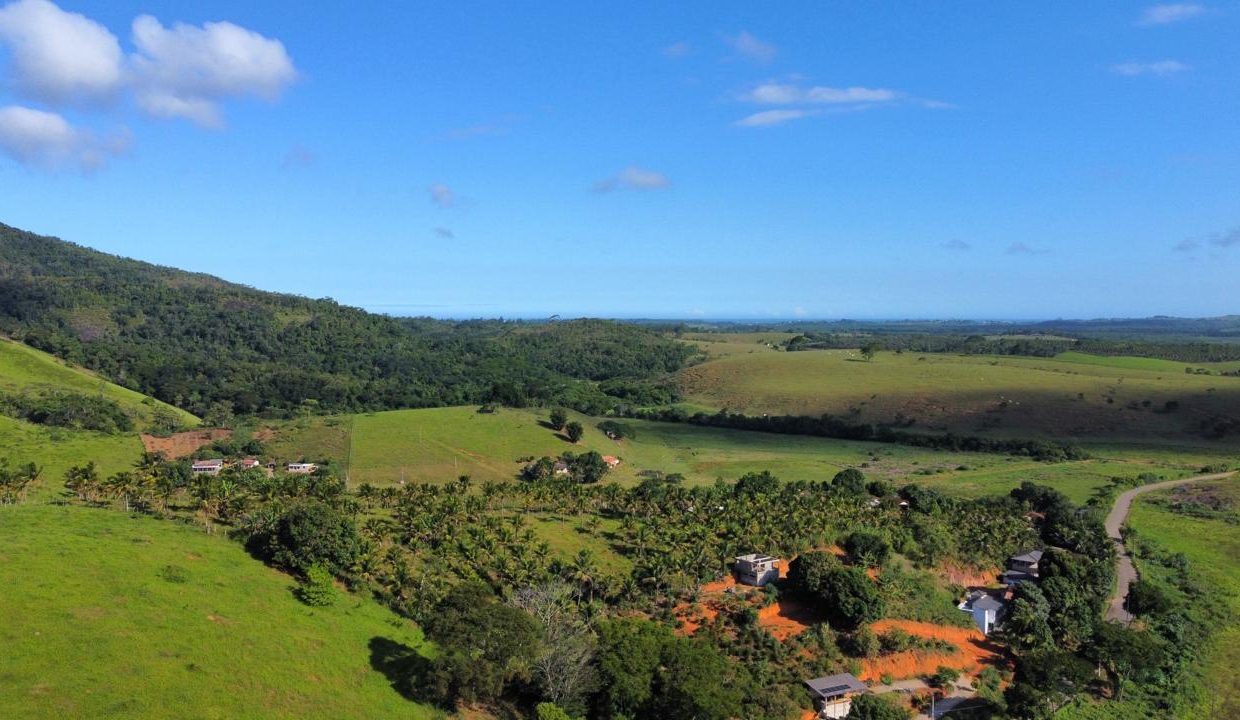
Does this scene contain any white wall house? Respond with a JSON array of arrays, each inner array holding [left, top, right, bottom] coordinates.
[[958, 590, 1006, 635], [191, 459, 224, 475], [286, 462, 318, 474]]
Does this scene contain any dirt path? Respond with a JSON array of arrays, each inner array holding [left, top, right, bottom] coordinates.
[[1104, 471, 1235, 624]]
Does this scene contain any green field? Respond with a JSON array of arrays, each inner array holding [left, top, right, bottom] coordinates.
[[277, 406, 1217, 505], [1127, 479, 1240, 719], [0, 338, 198, 428], [679, 345, 1240, 445], [0, 504, 440, 720]]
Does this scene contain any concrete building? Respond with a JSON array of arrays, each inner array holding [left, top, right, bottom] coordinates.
[[286, 462, 318, 474], [734, 553, 780, 586], [191, 459, 224, 475], [958, 589, 1006, 635]]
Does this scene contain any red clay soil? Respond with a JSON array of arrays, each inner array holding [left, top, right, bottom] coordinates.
[[860, 619, 1005, 682], [140, 428, 231, 459], [941, 563, 1000, 588], [757, 595, 827, 640]]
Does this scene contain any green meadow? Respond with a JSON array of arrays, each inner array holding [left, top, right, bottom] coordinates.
[[679, 345, 1240, 445], [0, 504, 440, 720], [279, 406, 1217, 505]]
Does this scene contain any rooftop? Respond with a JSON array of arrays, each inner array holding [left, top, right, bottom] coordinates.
[[736, 553, 777, 564], [1010, 549, 1044, 564], [804, 673, 867, 699]]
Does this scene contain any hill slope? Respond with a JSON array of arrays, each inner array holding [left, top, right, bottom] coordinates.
[[0, 504, 441, 720], [0, 222, 692, 417]]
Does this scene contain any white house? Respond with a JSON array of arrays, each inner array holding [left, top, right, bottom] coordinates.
[[958, 590, 1006, 635], [734, 553, 780, 586], [286, 462, 318, 474], [804, 673, 868, 719], [191, 459, 224, 475]]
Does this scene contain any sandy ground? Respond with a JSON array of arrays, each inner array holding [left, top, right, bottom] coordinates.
[[140, 428, 231, 458], [861, 619, 1004, 682]]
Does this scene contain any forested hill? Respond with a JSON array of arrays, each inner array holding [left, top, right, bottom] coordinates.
[[0, 223, 693, 417]]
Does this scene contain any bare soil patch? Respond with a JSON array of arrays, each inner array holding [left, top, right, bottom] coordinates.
[[861, 619, 1005, 682], [141, 428, 231, 458]]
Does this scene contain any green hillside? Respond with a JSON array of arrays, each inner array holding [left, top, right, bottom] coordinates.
[[0, 504, 441, 720], [0, 337, 197, 428]]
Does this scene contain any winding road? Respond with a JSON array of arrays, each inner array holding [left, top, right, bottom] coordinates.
[[1104, 471, 1235, 624]]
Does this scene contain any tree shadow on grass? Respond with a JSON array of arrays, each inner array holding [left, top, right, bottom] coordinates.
[[368, 636, 434, 703]]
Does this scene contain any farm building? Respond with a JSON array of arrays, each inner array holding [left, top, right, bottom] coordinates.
[[191, 459, 224, 475], [804, 672, 868, 719], [553, 460, 571, 475], [1003, 548, 1043, 585], [958, 589, 1006, 635], [602, 455, 621, 468], [734, 553, 780, 586], [239, 458, 262, 470], [286, 462, 318, 474]]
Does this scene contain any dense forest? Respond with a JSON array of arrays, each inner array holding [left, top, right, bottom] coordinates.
[[0, 224, 693, 417]]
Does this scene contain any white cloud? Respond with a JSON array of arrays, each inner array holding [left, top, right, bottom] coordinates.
[[1111, 60, 1190, 76], [428, 183, 456, 208], [593, 166, 670, 192], [129, 14, 297, 127], [1138, 3, 1206, 25], [735, 109, 814, 127], [724, 31, 776, 63], [662, 41, 691, 58], [0, 0, 123, 106], [0, 105, 128, 170], [742, 82, 900, 105]]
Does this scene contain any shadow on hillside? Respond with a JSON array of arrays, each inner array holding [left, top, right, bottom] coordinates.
[[368, 636, 433, 702]]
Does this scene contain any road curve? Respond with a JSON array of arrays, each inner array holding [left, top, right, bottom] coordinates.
[[1104, 471, 1235, 624]]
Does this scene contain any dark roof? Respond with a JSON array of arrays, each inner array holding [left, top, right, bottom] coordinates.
[[804, 673, 867, 699], [970, 594, 1004, 613], [1010, 549, 1044, 564], [1002, 570, 1036, 585]]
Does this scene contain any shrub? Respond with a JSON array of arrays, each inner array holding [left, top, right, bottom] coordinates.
[[296, 564, 337, 606], [159, 564, 189, 583], [251, 501, 362, 576]]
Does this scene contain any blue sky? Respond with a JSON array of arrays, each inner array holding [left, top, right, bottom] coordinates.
[[0, 1, 1237, 319]]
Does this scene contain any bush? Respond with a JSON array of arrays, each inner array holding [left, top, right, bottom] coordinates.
[[159, 564, 189, 583], [832, 468, 867, 495], [296, 564, 337, 606], [928, 665, 961, 688], [843, 531, 891, 567], [252, 501, 362, 576]]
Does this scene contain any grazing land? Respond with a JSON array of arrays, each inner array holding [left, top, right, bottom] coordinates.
[[271, 406, 1214, 503], [679, 342, 1240, 445], [0, 504, 440, 720]]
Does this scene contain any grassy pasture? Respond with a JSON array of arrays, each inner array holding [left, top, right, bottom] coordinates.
[[1127, 479, 1240, 720], [0, 504, 440, 720], [678, 347, 1240, 445], [0, 337, 198, 428], [287, 406, 1215, 505], [0, 415, 143, 501]]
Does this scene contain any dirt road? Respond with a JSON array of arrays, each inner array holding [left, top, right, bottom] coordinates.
[[1104, 471, 1235, 624]]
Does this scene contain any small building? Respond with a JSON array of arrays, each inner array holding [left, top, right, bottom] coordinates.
[[602, 455, 621, 468], [958, 589, 1006, 635], [734, 553, 780, 586], [552, 460, 571, 475], [191, 459, 224, 475], [239, 458, 262, 470], [1009, 549, 1043, 576], [286, 462, 318, 474], [804, 673, 868, 719]]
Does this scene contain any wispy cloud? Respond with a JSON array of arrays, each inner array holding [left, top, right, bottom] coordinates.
[[941, 239, 972, 251], [433, 227, 455, 239], [1006, 242, 1048, 256], [742, 82, 900, 105], [1211, 227, 1240, 248], [723, 31, 776, 64], [593, 166, 670, 193], [0, 104, 128, 171], [735, 109, 815, 127], [1138, 3, 1207, 26], [428, 183, 456, 208], [1111, 60, 1190, 76], [662, 41, 691, 58]]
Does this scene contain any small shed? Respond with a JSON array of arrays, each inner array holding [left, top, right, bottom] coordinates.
[[804, 672, 868, 719]]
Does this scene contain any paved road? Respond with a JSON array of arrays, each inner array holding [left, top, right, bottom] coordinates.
[[1104, 471, 1235, 624]]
